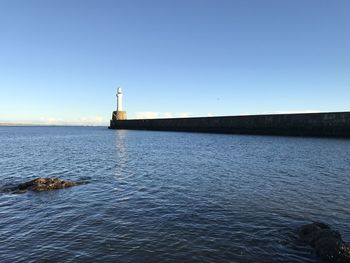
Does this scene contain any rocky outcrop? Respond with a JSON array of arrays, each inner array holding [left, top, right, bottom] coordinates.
[[300, 222, 350, 262], [17, 177, 78, 192]]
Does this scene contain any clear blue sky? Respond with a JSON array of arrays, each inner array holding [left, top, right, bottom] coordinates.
[[0, 0, 349, 125]]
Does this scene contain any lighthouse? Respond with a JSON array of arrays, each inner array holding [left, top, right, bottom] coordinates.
[[113, 86, 127, 121]]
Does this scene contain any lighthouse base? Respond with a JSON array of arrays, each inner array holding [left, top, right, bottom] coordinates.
[[112, 111, 127, 121], [109, 111, 127, 129]]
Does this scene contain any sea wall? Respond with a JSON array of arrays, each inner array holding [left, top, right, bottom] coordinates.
[[109, 112, 350, 137]]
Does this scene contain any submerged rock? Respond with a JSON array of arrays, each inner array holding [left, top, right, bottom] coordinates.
[[300, 222, 350, 262], [17, 177, 78, 192]]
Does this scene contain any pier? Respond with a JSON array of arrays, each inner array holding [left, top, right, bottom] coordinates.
[[109, 111, 350, 138]]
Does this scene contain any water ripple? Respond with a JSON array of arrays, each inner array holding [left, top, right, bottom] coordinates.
[[0, 127, 349, 262]]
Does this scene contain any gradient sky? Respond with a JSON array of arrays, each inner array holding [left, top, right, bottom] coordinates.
[[0, 0, 349, 125]]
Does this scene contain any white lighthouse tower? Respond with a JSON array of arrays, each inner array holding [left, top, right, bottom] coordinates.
[[117, 87, 123, 111], [113, 86, 127, 121]]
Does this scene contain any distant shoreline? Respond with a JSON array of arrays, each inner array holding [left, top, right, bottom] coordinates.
[[0, 124, 104, 127]]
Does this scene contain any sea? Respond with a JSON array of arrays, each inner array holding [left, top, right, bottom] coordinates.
[[0, 126, 349, 262]]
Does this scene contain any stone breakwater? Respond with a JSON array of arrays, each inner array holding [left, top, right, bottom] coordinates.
[[109, 111, 350, 137]]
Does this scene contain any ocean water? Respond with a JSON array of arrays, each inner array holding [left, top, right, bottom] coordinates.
[[0, 126, 349, 262]]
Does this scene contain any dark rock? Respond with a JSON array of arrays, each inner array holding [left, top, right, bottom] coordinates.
[[316, 237, 344, 261], [299, 222, 350, 262], [16, 177, 78, 192]]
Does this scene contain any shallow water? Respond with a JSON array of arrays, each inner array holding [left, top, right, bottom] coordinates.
[[0, 126, 349, 262]]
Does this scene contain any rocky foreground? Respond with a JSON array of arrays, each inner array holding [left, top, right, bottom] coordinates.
[[300, 222, 350, 263], [2, 178, 350, 263], [16, 177, 79, 192]]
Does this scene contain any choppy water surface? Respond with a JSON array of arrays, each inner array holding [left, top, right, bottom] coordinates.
[[0, 127, 349, 262]]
